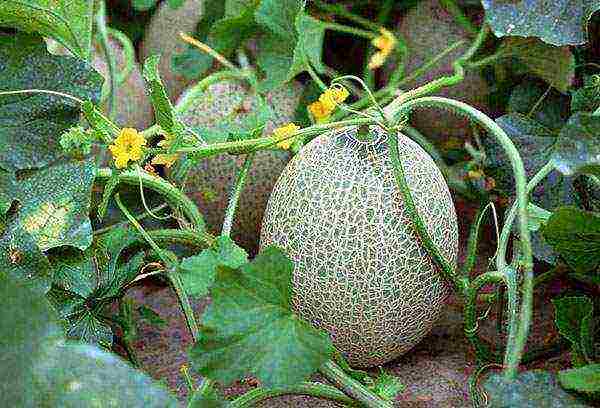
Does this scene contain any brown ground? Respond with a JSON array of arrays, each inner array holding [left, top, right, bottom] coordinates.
[[118, 197, 574, 407]]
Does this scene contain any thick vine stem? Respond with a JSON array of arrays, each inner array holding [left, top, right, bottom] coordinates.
[[464, 271, 506, 363], [230, 382, 355, 407], [171, 117, 376, 156], [319, 360, 392, 408], [384, 96, 531, 380], [495, 161, 555, 379], [96, 167, 206, 232], [222, 154, 255, 237]]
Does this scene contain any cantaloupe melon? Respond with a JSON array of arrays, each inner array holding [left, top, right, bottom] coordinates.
[[141, 0, 204, 101], [260, 125, 458, 367], [175, 79, 303, 255], [382, 0, 489, 142]]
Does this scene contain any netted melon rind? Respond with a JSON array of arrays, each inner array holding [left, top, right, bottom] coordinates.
[[260, 126, 458, 367], [175, 79, 303, 254]]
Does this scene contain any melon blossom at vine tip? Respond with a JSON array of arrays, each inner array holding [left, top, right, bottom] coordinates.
[[173, 78, 304, 255], [260, 125, 458, 367]]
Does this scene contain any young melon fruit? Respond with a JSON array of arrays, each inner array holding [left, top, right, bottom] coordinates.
[[260, 125, 458, 367], [383, 0, 488, 141], [141, 0, 204, 101], [175, 79, 303, 255]]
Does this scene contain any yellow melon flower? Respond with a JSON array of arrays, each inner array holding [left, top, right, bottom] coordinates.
[[308, 85, 350, 123], [108, 128, 146, 169], [151, 133, 179, 168], [368, 28, 396, 70], [273, 123, 300, 150]]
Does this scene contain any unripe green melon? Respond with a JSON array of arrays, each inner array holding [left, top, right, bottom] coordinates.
[[175, 79, 303, 255], [260, 125, 458, 367], [383, 0, 488, 141], [141, 0, 204, 101]]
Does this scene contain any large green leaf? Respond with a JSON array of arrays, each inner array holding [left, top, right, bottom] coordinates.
[[0, 0, 94, 60], [500, 37, 575, 93], [0, 34, 102, 172], [507, 81, 570, 131], [482, 0, 600, 46], [559, 364, 600, 393], [552, 113, 600, 177], [552, 296, 594, 349], [482, 370, 588, 407], [47, 226, 141, 346], [0, 213, 52, 294], [571, 75, 600, 113], [255, 0, 303, 42], [0, 277, 61, 407], [179, 235, 248, 297], [0, 277, 178, 407], [189, 246, 334, 388], [14, 158, 96, 251], [484, 113, 576, 263], [542, 207, 600, 273]]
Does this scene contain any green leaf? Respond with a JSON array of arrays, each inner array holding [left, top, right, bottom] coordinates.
[[180, 250, 219, 297], [0, 169, 16, 215], [179, 235, 248, 297], [33, 343, 178, 407], [559, 364, 600, 393], [542, 207, 600, 273], [552, 296, 594, 346], [500, 37, 575, 92], [0, 277, 62, 407], [167, 0, 185, 8], [370, 371, 405, 401], [143, 55, 181, 135], [0, 34, 102, 172], [213, 235, 248, 268], [14, 158, 96, 251], [482, 0, 600, 46], [256, 32, 297, 91], [482, 370, 589, 407], [47, 226, 140, 346], [294, 13, 327, 74], [527, 203, 552, 232], [211, 3, 259, 55], [572, 75, 600, 113], [255, 0, 303, 42], [189, 246, 334, 388], [0, 276, 177, 407], [553, 113, 600, 177], [507, 81, 570, 131], [484, 113, 576, 263], [0, 214, 52, 294], [0, 0, 94, 60]]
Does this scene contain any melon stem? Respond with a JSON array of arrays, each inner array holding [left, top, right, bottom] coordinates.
[[319, 360, 393, 408], [222, 154, 255, 237]]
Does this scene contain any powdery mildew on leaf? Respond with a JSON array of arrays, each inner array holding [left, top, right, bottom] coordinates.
[[260, 126, 458, 367]]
